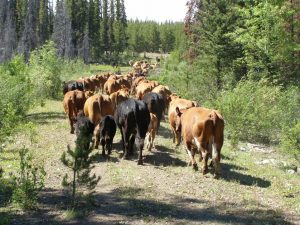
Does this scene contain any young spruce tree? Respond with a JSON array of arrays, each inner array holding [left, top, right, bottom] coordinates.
[[61, 126, 100, 208]]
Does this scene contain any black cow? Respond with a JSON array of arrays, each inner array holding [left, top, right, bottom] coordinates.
[[114, 98, 150, 165], [63, 80, 84, 95], [94, 115, 116, 156], [74, 112, 95, 155], [142, 92, 165, 130]]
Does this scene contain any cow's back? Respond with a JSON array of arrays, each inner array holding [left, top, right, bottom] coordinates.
[[143, 92, 165, 125], [181, 107, 224, 143]]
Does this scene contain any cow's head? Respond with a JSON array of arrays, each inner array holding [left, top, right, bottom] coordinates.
[[175, 107, 183, 133]]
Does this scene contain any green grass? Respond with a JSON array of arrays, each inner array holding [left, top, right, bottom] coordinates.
[[89, 64, 131, 74]]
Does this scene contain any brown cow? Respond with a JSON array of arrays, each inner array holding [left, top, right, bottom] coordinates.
[[84, 94, 115, 125], [95, 73, 110, 93], [175, 107, 224, 178], [103, 77, 120, 95], [168, 98, 197, 145], [84, 90, 129, 125], [80, 77, 97, 92], [63, 90, 94, 134], [135, 80, 159, 100], [117, 77, 131, 90], [131, 76, 146, 95], [109, 88, 130, 109], [146, 113, 158, 151]]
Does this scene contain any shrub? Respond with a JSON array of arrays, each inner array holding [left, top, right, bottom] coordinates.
[[28, 41, 63, 101], [12, 148, 46, 209], [153, 51, 219, 105], [280, 122, 300, 161], [214, 81, 300, 146]]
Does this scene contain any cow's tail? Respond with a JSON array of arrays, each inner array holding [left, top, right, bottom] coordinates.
[[209, 110, 223, 126], [70, 91, 77, 119], [209, 110, 224, 158], [97, 95, 103, 118]]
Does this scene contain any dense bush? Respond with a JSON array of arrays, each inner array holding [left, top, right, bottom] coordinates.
[[280, 122, 300, 161], [214, 81, 299, 147], [28, 41, 63, 101], [154, 51, 219, 105], [0, 56, 31, 141]]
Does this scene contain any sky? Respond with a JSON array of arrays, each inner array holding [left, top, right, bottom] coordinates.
[[124, 0, 188, 23]]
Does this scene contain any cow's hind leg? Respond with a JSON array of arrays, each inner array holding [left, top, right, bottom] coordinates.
[[170, 125, 176, 144], [200, 142, 209, 175], [194, 138, 209, 175], [129, 134, 135, 156], [121, 127, 130, 159], [212, 142, 222, 178], [150, 129, 156, 150], [185, 142, 197, 170], [135, 137, 144, 165]]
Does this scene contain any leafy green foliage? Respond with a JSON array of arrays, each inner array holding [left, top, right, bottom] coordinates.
[[214, 81, 300, 146], [0, 42, 90, 143], [280, 122, 300, 161], [28, 41, 63, 101], [155, 51, 219, 105], [12, 148, 46, 209], [61, 127, 100, 208], [228, 1, 299, 85]]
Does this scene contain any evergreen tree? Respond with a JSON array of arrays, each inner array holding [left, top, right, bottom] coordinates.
[[147, 23, 160, 52], [100, 0, 109, 53], [81, 25, 90, 63], [15, 0, 28, 40], [1, 1, 17, 63], [61, 126, 100, 208], [113, 0, 127, 54], [108, 0, 115, 53], [37, 0, 51, 45], [160, 25, 175, 53], [53, 0, 74, 59], [18, 0, 39, 62], [88, 0, 102, 60]]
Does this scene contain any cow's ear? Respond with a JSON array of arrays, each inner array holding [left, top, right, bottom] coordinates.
[[175, 107, 182, 116]]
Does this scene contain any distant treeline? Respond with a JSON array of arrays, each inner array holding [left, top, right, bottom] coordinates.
[[127, 20, 186, 55], [0, 0, 185, 64]]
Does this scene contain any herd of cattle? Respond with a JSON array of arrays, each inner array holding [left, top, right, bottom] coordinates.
[[62, 63, 224, 178]]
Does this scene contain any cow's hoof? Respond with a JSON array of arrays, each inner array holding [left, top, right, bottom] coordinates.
[[192, 164, 198, 171], [202, 168, 208, 175], [137, 160, 143, 165], [214, 174, 220, 179]]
